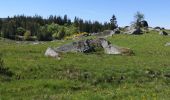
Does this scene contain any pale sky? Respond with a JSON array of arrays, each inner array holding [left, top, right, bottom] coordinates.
[[0, 0, 170, 28]]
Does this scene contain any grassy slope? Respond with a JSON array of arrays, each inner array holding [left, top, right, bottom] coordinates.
[[0, 31, 170, 100]]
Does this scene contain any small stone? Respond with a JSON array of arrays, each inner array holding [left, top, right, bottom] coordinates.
[[45, 47, 60, 59]]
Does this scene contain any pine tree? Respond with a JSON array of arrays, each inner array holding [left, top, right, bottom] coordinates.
[[110, 14, 118, 30]]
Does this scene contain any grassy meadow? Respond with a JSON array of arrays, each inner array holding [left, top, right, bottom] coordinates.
[[0, 31, 170, 100]]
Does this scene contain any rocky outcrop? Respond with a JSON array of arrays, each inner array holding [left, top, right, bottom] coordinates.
[[96, 30, 115, 37], [159, 31, 168, 36], [53, 38, 105, 53], [113, 28, 121, 34], [140, 20, 148, 28], [154, 27, 161, 31], [124, 27, 143, 35], [131, 28, 143, 35], [99, 38, 122, 54], [45, 38, 133, 58], [148, 27, 155, 31], [94, 28, 121, 37]]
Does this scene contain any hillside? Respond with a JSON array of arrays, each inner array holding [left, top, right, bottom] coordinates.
[[0, 30, 170, 99]]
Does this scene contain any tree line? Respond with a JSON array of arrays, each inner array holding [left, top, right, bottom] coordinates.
[[0, 14, 117, 41]]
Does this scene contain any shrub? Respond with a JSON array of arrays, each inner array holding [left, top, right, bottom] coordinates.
[[37, 25, 52, 41], [24, 30, 31, 40], [16, 27, 26, 36], [52, 32, 58, 39], [58, 27, 65, 39], [37, 23, 80, 40], [132, 11, 145, 28]]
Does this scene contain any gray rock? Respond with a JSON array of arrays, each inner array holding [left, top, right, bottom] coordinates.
[[99, 38, 121, 54], [45, 47, 60, 59], [154, 27, 161, 32], [154, 27, 161, 30], [124, 25, 130, 29], [131, 28, 143, 35], [148, 27, 154, 31], [54, 39, 103, 53], [54, 43, 77, 53], [96, 30, 114, 37], [159, 31, 168, 35], [124, 27, 143, 35], [45, 38, 133, 58], [104, 45, 122, 54], [54, 39, 97, 53], [161, 27, 165, 30], [95, 28, 121, 37], [165, 42, 170, 46], [140, 20, 148, 27], [113, 28, 121, 34], [32, 42, 40, 45]]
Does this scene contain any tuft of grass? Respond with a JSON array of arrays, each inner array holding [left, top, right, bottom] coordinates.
[[0, 54, 13, 81]]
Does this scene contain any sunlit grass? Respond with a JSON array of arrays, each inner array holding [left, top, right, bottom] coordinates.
[[0, 31, 170, 99]]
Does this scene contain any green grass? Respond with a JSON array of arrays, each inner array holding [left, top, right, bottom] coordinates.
[[0, 31, 170, 100]]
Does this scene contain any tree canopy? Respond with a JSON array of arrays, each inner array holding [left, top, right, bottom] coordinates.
[[133, 11, 145, 28], [0, 14, 118, 41]]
